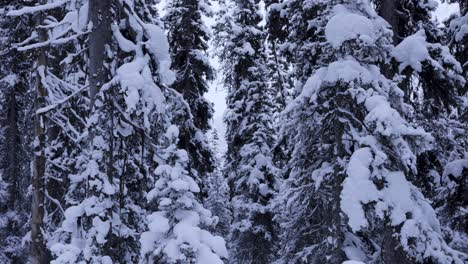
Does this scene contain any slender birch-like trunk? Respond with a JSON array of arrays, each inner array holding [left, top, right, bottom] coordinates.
[[89, 0, 112, 107], [30, 3, 49, 263]]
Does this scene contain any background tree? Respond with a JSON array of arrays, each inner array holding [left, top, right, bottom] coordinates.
[[8, 1, 93, 262], [140, 125, 227, 263], [205, 129, 232, 238], [165, 0, 216, 197], [0, 1, 35, 262], [214, 0, 280, 262]]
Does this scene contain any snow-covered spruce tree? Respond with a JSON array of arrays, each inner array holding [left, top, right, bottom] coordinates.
[[164, 0, 216, 190], [435, 0, 468, 253], [374, 0, 466, 151], [265, 39, 292, 126], [214, 0, 280, 262], [390, 28, 465, 198], [265, 0, 292, 115], [445, 0, 467, 77], [0, 1, 36, 262], [8, 1, 92, 262], [278, 1, 465, 263], [436, 158, 468, 253], [376, 1, 467, 249], [6, 1, 72, 262], [373, 4, 468, 252], [205, 129, 232, 238], [444, 0, 468, 147], [271, 1, 343, 261], [265, 0, 328, 90], [48, 1, 178, 262], [139, 125, 227, 263], [370, 0, 466, 120]]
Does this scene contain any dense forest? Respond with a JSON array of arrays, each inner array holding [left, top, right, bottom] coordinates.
[[0, 0, 466, 263]]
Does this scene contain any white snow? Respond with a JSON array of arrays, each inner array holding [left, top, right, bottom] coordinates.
[[298, 58, 377, 103], [147, 212, 170, 233], [434, 0, 459, 22], [325, 5, 376, 48], [418, 0, 438, 10], [399, 218, 464, 263], [450, 12, 468, 42], [341, 148, 441, 230], [341, 148, 380, 232], [365, 94, 428, 138], [7, 0, 68, 16], [238, 42, 255, 55], [311, 162, 333, 191], [339, 147, 457, 262], [112, 24, 136, 52], [92, 217, 110, 244], [142, 23, 176, 84], [443, 159, 468, 179], [50, 243, 81, 264], [115, 56, 166, 125], [342, 261, 366, 264], [392, 30, 430, 72], [61, 205, 84, 233], [165, 124, 180, 139], [382, 171, 439, 229], [0, 74, 18, 86]]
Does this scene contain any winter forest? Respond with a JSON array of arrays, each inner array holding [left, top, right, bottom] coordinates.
[[0, 0, 467, 263]]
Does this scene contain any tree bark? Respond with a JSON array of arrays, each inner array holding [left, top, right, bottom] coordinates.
[[378, 0, 400, 45], [30, 4, 50, 263], [88, 0, 112, 107], [377, 0, 401, 79], [6, 91, 20, 210]]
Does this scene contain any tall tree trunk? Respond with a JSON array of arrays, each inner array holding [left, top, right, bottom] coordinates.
[[30, 5, 49, 263], [88, 1, 115, 256], [88, 0, 112, 107], [377, 0, 400, 79], [6, 91, 20, 210], [378, 0, 400, 45]]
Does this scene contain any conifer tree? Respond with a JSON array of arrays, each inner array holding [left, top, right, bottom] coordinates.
[[205, 129, 231, 238], [140, 125, 228, 263], [165, 0, 216, 187], [446, 0, 467, 76], [0, 1, 35, 262], [278, 0, 465, 263], [214, 0, 280, 262], [436, 158, 468, 253], [45, 1, 227, 262], [436, 0, 468, 252], [8, 1, 94, 262], [48, 1, 177, 262], [265, 0, 291, 115], [375, 2, 467, 249]]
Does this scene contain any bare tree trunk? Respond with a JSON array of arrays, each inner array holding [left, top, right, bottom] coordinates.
[[378, 0, 400, 45], [377, 0, 400, 79], [6, 91, 20, 210], [30, 5, 50, 263], [89, 0, 112, 107]]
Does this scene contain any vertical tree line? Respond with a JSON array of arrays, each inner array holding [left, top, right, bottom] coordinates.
[[0, 0, 466, 263]]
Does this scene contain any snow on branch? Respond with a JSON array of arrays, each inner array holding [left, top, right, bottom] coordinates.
[[36, 85, 89, 115], [7, 0, 69, 16], [16, 30, 89, 51]]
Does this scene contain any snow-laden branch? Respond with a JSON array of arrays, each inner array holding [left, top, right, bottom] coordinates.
[[36, 85, 89, 115], [7, 0, 69, 16], [17, 30, 89, 51], [45, 190, 65, 216]]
